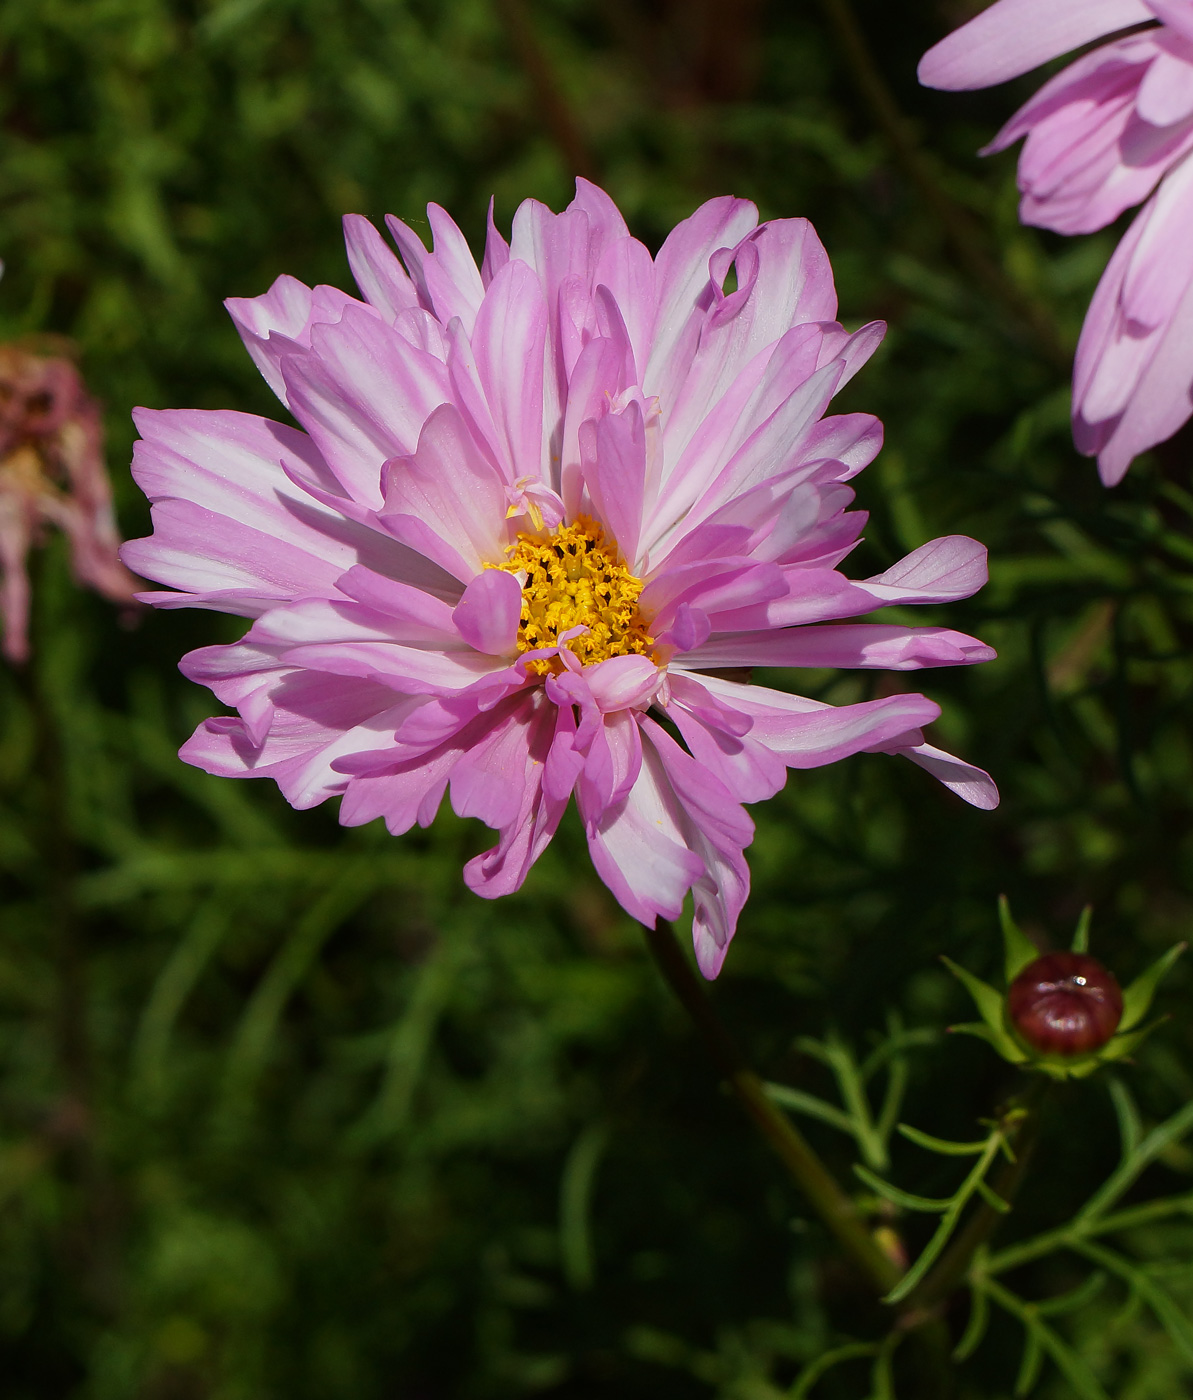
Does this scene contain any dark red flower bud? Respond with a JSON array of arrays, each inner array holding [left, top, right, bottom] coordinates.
[[1007, 952, 1123, 1056]]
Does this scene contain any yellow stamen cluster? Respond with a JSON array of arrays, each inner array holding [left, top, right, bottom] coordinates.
[[494, 515, 654, 674]]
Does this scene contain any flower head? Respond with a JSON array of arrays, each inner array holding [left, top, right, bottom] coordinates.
[[124, 182, 997, 976], [1007, 951, 1123, 1055], [919, 0, 1193, 483], [945, 898, 1184, 1078], [0, 339, 139, 662]]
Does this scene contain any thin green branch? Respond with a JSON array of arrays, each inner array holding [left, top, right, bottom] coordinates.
[[1075, 1095, 1193, 1225], [902, 1078, 1049, 1311], [883, 1125, 1008, 1304], [979, 1278, 1111, 1400]]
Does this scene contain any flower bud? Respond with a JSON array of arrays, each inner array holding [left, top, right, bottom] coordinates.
[[1007, 952, 1122, 1057]]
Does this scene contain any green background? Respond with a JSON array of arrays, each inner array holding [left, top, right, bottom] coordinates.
[[1, 0, 1191, 1394]]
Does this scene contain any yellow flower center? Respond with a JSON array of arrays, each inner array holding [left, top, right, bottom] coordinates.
[[493, 515, 654, 674]]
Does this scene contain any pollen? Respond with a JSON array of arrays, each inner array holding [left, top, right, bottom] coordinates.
[[493, 515, 654, 674]]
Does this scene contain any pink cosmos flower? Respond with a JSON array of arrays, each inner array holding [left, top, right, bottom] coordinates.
[[919, 0, 1193, 484], [123, 182, 997, 977], [0, 341, 139, 663]]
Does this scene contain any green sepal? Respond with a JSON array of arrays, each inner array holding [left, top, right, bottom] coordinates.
[[999, 897, 1039, 982], [942, 956, 1005, 1035], [1070, 906, 1092, 954], [1119, 943, 1186, 1032], [1099, 1016, 1170, 1062], [949, 1020, 1030, 1065]]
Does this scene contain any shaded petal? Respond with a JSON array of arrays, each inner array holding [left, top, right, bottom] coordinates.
[[379, 403, 512, 582], [640, 718, 754, 980], [580, 400, 647, 567], [482, 197, 511, 286], [462, 695, 569, 898], [452, 568, 523, 655], [1073, 157, 1193, 482], [1146, 0, 1193, 44], [896, 741, 1001, 810], [576, 708, 643, 814], [579, 737, 705, 924], [1136, 43, 1193, 125], [180, 668, 419, 809]]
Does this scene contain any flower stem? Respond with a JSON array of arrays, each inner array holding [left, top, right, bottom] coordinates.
[[816, 0, 1070, 371], [642, 919, 902, 1295], [494, 0, 599, 182]]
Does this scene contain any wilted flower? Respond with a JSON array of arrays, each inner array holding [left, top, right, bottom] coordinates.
[[919, 0, 1193, 484], [946, 898, 1184, 1078], [124, 182, 998, 976], [0, 340, 138, 662]]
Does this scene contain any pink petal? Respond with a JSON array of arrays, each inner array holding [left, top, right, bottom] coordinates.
[[125, 408, 419, 609], [1074, 157, 1193, 482], [897, 742, 1001, 810], [682, 673, 940, 770], [644, 195, 759, 413], [342, 214, 420, 322], [661, 220, 839, 472], [576, 708, 644, 815], [482, 198, 510, 286], [582, 654, 661, 711], [865, 536, 989, 603], [593, 234, 658, 383], [471, 259, 549, 483], [559, 335, 629, 516], [918, 0, 1153, 90], [682, 624, 995, 670], [422, 204, 486, 332], [1146, 0, 1193, 44], [281, 306, 451, 508], [0, 505, 32, 663]]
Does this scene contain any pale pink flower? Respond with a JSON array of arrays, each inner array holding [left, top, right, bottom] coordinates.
[[123, 183, 997, 977], [0, 342, 139, 662], [920, 0, 1193, 483]]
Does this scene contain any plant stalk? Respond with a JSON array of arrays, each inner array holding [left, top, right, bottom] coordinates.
[[817, 0, 1069, 371], [643, 919, 902, 1295], [494, 0, 598, 181]]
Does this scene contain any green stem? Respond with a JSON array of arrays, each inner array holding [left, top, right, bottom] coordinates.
[[816, 0, 1069, 371], [642, 919, 902, 1295], [493, 0, 599, 181], [904, 1076, 1050, 1313]]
